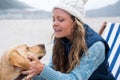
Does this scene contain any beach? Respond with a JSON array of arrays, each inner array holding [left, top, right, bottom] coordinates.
[[0, 17, 120, 64]]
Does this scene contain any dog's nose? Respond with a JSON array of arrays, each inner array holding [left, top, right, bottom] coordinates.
[[37, 44, 45, 49]]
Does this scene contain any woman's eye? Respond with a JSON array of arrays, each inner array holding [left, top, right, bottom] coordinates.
[[53, 19, 55, 22], [59, 19, 64, 22]]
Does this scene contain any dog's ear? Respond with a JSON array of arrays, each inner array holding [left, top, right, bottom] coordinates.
[[9, 50, 30, 70]]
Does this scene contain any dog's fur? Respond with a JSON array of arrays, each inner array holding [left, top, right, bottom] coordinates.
[[0, 44, 46, 80]]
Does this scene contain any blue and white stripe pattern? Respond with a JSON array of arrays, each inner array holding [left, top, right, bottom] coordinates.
[[101, 23, 120, 80]]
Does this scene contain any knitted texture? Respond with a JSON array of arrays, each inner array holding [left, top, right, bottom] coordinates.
[[54, 0, 88, 23]]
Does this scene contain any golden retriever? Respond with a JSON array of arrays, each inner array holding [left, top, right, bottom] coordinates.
[[0, 44, 46, 80]]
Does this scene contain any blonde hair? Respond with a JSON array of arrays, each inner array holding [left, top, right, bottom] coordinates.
[[52, 18, 87, 73]]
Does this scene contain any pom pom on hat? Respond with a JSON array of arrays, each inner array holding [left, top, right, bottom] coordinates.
[[54, 0, 88, 23]]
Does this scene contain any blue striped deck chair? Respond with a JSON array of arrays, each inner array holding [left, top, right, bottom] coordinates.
[[99, 22, 120, 80]]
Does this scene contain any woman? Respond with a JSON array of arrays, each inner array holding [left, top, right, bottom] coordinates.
[[22, 0, 115, 80]]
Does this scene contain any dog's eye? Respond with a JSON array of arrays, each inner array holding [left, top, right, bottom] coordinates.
[[26, 47, 29, 50], [29, 58, 33, 61], [38, 57, 42, 59]]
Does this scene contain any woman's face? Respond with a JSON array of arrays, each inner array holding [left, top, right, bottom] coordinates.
[[52, 8, 74, 39]]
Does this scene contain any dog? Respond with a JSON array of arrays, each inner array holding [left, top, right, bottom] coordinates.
[[0, 44, 46, 80]]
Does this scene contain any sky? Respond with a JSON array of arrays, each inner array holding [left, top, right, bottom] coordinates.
[[18, 0, 119, 11]]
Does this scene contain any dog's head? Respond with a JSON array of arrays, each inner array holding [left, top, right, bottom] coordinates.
[[8, 44, 46, 70]]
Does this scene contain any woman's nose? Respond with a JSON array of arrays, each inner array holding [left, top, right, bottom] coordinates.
[[53, 20, 58, 26]]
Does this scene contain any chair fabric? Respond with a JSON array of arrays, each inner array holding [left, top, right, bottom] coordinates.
[[100, 23, 120, 80]]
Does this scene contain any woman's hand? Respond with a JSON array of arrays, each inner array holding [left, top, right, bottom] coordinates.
[[22, 55, 44, 80]]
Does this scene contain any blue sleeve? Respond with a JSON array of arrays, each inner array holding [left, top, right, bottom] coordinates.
[[33, 41, 105, 80]]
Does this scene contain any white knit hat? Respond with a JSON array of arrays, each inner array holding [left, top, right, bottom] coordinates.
[[54, 0, 88, 23]]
